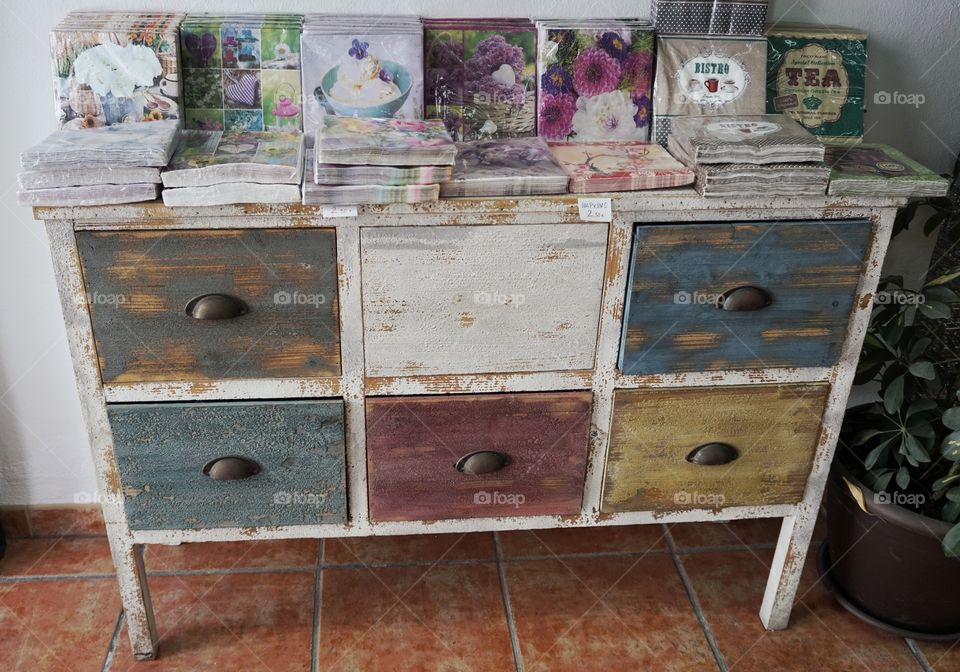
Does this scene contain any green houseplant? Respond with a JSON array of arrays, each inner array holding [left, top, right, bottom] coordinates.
[[825, 158, 960, 637]]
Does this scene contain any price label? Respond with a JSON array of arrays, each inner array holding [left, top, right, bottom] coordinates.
[[577, 197, 612, 223], [321, 205, 358, 219]]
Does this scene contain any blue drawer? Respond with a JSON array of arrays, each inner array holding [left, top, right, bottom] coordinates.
[[109, 400, 346, 530], [619, 219, 872, 374]]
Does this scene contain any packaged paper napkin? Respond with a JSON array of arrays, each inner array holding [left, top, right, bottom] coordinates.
[[536, 20, 655, 142], [825, 144, 948, 197], [424, 19, 537, 140], [652, 0, 768, 36], [767, 25, 867, 143], [20, 120, 180, 169], [652, 34, 767, 146], [440, 137, 569, 197], [668, 114, 825, 164], [161, 129, 304, 187], [314, 117, 456, 166], [179, 14, 303, 132], [50, 11, 184, 129], [548, 141, 695, 193]]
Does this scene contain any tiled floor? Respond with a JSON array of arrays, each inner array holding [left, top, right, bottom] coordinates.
[[1, 511, 958, 671]]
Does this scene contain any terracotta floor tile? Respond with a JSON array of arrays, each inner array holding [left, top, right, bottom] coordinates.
[[683, 549, 920, 671], [28, 506, 106, 536], [145, 539, 319, 572], [498, 523, 668, 558], [505, 555, 716, 671], [919, 641, 960, 671], [0, 537, 114, 576], [668, 519, 783, 550], [0, 579, 120, 672], [322, 531, 496, 565], [0, 509, 31, 538], [317, 563, 514, 671], [110, 572, 314, 671]]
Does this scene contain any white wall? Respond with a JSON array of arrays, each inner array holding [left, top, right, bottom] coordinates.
[[1, 0, 958, 504]]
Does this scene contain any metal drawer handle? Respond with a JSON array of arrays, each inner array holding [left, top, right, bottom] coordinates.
[[686, 442, 739, 466], [202, 456, 261, 481], [456, 450, 510, 476], [716, 286, 772, 312], [185, 293, 249, 320]]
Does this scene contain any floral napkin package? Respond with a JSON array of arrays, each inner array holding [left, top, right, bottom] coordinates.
[[536, 20, 655, 142], [161, 129, 304, 187], [315, 116, 457, 166], [50, 12, 184, 129], [652, 34, 767, 145], [179, 14, 303, 133], [424, 19, 538, 141], [441, 137, 569, 197], [548, 141, 695, 192], [301, 14, 424, 143]]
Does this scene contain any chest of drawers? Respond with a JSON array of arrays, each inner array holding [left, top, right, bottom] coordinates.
[[35, 191, 903, 660]]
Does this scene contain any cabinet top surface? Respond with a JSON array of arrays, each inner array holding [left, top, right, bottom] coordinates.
[[32, 191, 907, 222]]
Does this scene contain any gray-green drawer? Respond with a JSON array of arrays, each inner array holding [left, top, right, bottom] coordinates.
[[109, 399, 347, 530]]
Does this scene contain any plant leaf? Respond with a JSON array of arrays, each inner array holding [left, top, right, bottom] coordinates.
[[883, 375, 905, 414], [896, 466, 911, 490], [919, 301, 953, 319], [947, 487, 960, 503], [904, 434, 932, 462], [945, 523, 960, 558], [926, 269, 960, 287], [943, 407, 960, 430], [942, 430, 960, 460], [909, 361, 936, 380], [934, 474, 960, 491]]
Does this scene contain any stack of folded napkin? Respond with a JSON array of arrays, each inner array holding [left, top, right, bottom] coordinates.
[[306, 116, 455, 205], [161, 130, 304, 206], [667, 114, 829, 197], [17, 121, 178, 206]]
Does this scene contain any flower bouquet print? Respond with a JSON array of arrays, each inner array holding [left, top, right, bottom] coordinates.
[[535, 20, 655, 142], [301, 14, 423, 141], [652, 35, 766, 145], [424, 19, 537, 141], [548, 141, 695, 193], [180, 14, 303, 133], [49, 12, 184, 128]]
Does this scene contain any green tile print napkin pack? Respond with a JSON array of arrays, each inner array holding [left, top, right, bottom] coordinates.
[[50, 11, 184, 129], [180, 14, 303, 132], [767, 25, 867, 144]]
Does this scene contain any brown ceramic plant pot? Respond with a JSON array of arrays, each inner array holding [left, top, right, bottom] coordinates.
[[819, 468, 960, 639]]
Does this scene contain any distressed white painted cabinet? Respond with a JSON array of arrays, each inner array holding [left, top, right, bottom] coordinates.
[[35, 191, 903, 660]]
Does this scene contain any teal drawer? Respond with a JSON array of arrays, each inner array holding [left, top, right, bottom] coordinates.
[[619, 219, 872, 374], [109, 400, 346, 530]]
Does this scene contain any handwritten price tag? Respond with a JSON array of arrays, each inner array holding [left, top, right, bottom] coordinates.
[[321, 205, 358, 219], [577, 198, 612, 223]]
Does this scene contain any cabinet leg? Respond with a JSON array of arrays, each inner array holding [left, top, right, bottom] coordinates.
[[758, 507, 817, 630], [111, 538, 158, 660]]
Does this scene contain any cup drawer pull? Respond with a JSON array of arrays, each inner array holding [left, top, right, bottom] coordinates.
[[686, 442, 739, 466], [185, 293, 249, 320], [717, 286, 772, 312], [202, 456, 262, 481], [456, 451, 510, 476]]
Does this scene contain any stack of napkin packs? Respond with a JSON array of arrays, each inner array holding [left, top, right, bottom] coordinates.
[[17, 121, 178, 206], [301, 14, 423, 144], [306, 116, 455, 205], [824, 144, 949, 197], [667, 114, 829, 197], [161, 130, 304, 206], [441, 137, 568, 197], [549, 141, 695, 193]]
